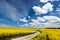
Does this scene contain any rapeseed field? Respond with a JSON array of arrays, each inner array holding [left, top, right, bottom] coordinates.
[[30, 29, 60, 40], [0, 28, 36, 40]]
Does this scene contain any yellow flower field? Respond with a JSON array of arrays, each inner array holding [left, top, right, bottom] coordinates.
[[0, 28, 60, 40], [0, 28, 36, 35], [30, 29, 60, 40], [0, 28, 36, 40]]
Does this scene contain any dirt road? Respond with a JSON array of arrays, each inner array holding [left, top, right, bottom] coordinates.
[[11, 31, 40, 40]]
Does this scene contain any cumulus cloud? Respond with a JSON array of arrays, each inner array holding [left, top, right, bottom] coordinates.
[[32, 3, 53, 15], [40, 16, 60, 28], [40, 0, 59, 3], [30, 16, 60, 28], [31, 17, 46, 23], [49, 0, 59, 2], [43, 16, 60, 22], [20, 17, 46, 28], [20, 24, 29, 28], [32, 6, 48, 15], [37, 17, 46, 22], [40, 0, 49, 3], [28, 16, 31, 18], [20, 18, 28, 22], [20, 16, 60, 28], [42, 3, 53, 12]]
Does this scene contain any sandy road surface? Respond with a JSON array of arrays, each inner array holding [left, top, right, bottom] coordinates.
[[11, 31, 40, 40]]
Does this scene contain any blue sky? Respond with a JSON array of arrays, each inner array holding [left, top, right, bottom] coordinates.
[[0, 0, 60, 28]]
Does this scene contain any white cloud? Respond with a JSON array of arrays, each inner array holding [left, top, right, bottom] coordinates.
[[21, 24, 28, 27], [20, 23, 31, 28], [20, 18, 28, 22], [42, 3, 53, 12], [20, 17, 45, 28], [49, 0, 59, 2], [28, 16, 31, 18], [37, 17, 46, 22], [41, 16, 60, 28], [20, 17, 46, 28], [40, 0, 59, 3], [42, 22, 60, 28], [43, 16, 60, 22], [31, 17, 45, 23], [32, 3, 53, 15], [32, 6, 48, 15], [20, 16, 60, 28], [40, 0, 49, 3]]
